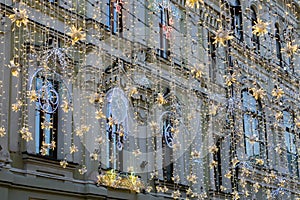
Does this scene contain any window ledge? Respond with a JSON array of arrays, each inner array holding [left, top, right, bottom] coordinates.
[[22, 152, 78, 178]]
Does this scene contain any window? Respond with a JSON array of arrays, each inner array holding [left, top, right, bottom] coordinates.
[[213, 138, 222, 191], [162, 114, 174, 182], [251, 7, 260, 53], [35, 77, 59, 158], [159, 6, 170, 59], [208, 32, 217, 82], [107, 0, 123, 34], [275, 24, 282, 67], [283, 111, 299, 176], [105, 88, 128, 170], [242, 89, 265, 160], [230, 0, 243, 41]]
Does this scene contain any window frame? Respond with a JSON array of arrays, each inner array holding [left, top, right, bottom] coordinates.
[[159, 5, 170, 59], [250, 6, 260, 53], [275, 24, 283, 67], [104, 88, 128, 171], [242, 89, 266, 161], [107, 0, 123, 35], [283, 110, 299, 176], [208, 32, 217, 82], [230, 0, 243, 41], [35, 77, 59, 159], [162, 114, 174, 182]]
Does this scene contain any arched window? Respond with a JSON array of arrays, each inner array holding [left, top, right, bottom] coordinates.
[[283, 110, 299, 176], [242, 89, 266, 160], [251, 6, 260, 53], [275, 24, 282, 67], [230, 0, 243, 41]]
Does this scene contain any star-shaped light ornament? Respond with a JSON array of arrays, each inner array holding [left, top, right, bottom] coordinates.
[[156, 93, 167, 105], [255, 158, 264, 165], [282, 42, 298, 57], [79, 165, 87, 175], [60, 159, 68, 168], [19, 127, 33, 142], [187, 174, 197, 183], [0, 127, 6, 137], [224, 72, 237, 86], [251, 88, 265, 100], [12, 100, 23, 112], [95, 110, 105, 119], [209, 145, 219, 153], [191, 67, 203, 79], [191, 150, 201, 159], [27, 90, 38, 102], [172, 190, 181, 199], [8, 60, 20, 77], [213, 29, 234, 46], [9, 8, 29, 27], [70, 145, 78, 154], [61, 100, 71, 113], [210, 160, 218, 168], [67, 25, 86, 45], [295, 117, 300, 128], [272, 87, 284, 99], [225, 171, 232, 179], [252, 19, 269, 36], [186, 0, 203, 8]]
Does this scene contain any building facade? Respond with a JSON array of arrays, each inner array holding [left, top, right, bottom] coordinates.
[[0, 0, 299, 199]]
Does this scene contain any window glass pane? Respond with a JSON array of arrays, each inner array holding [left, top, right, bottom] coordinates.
[[246, 139, 253, 156], [252, 118, 258, 137], [291, 134, 296, 154], [283, 111, 292, 128], [253, 142, 260, 156], [285, 131, 291, 152], [244, 114, 251, 136], [35, 104, 40, 154]]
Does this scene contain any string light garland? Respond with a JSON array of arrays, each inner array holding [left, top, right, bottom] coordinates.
[[0, 0, 299, 199]]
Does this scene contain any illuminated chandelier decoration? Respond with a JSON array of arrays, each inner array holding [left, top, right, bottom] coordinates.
[[97, 169, 144, 193], [28, 47, 73, 114]]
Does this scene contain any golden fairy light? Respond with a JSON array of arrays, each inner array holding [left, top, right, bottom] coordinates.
[[252, 19, 269, 36], [67, 25, 86, 45], [9, 8, 29, 27]]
